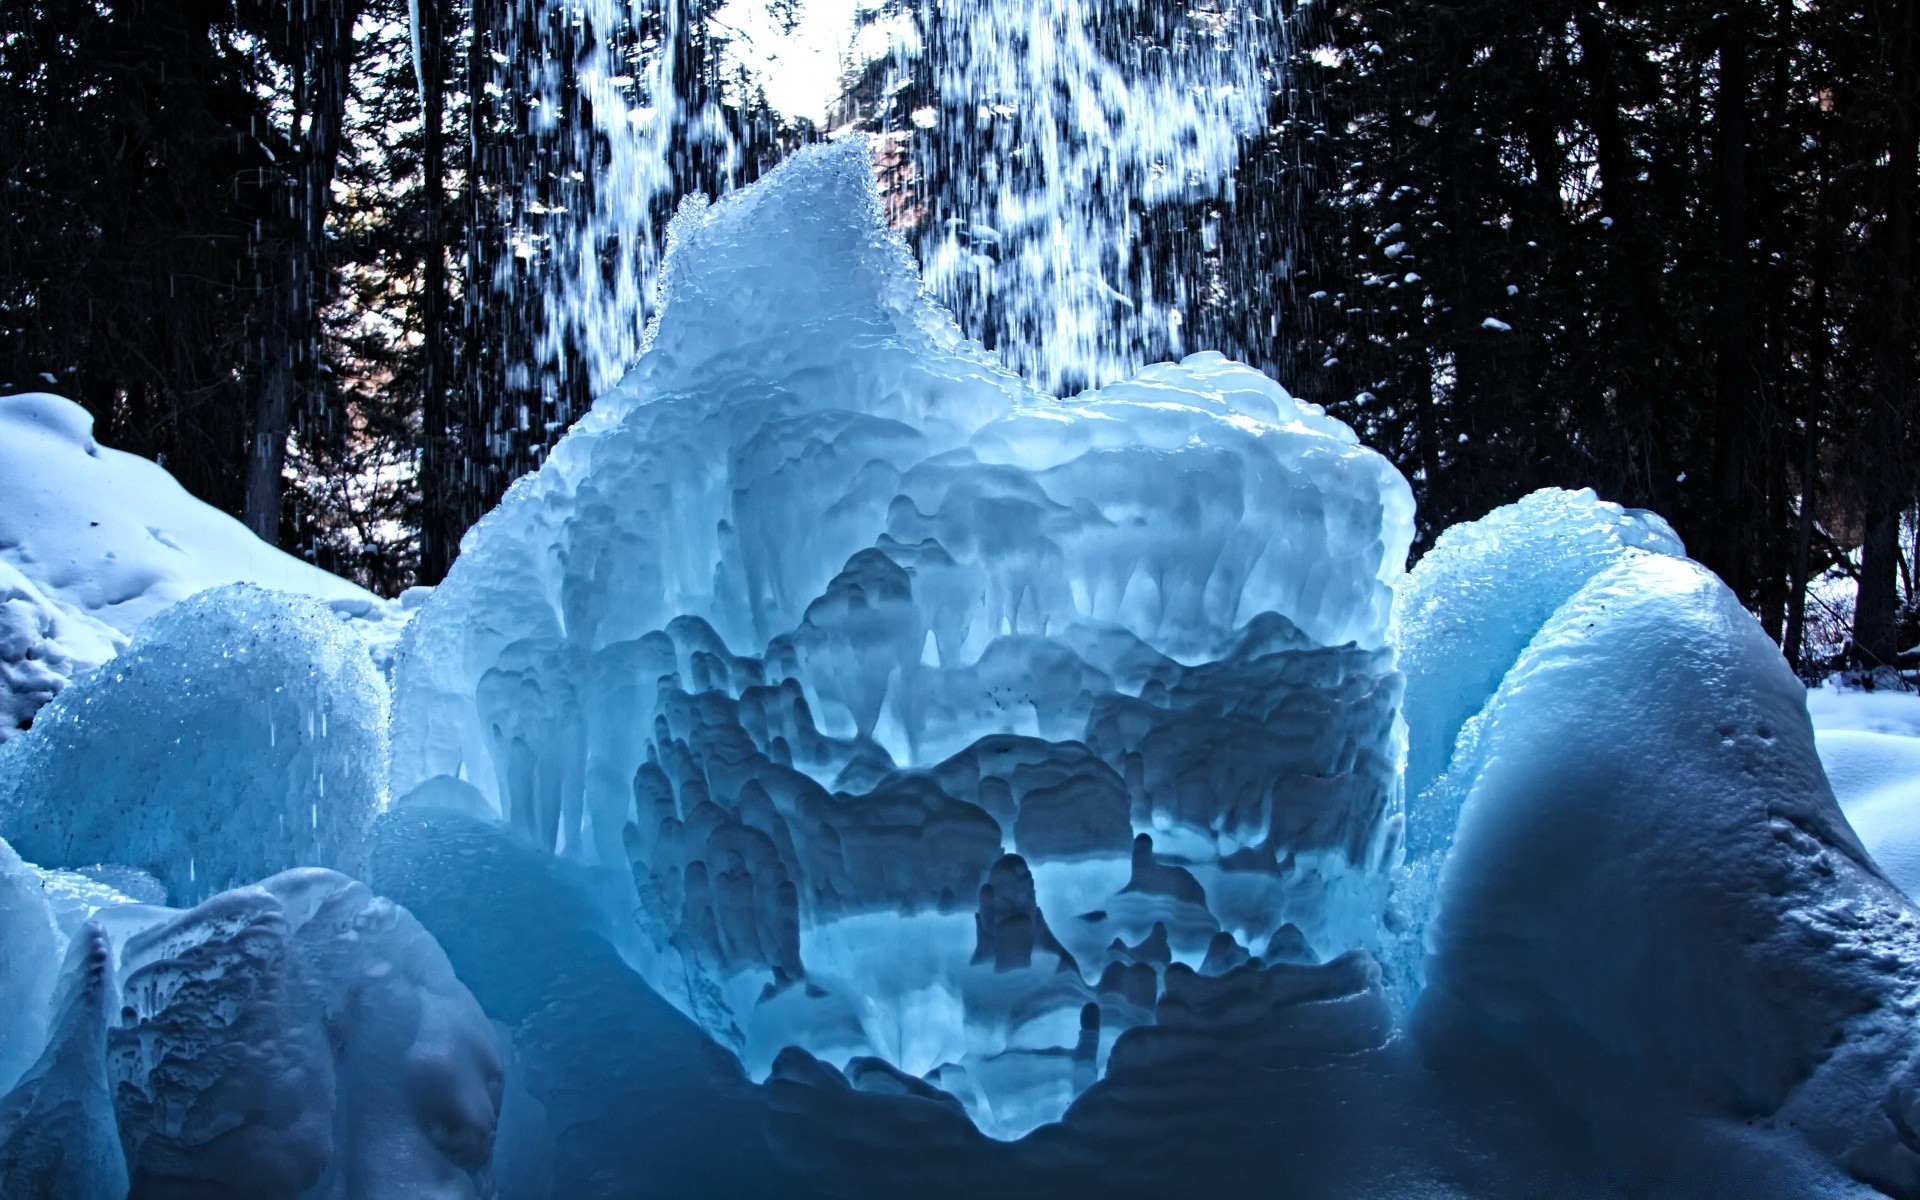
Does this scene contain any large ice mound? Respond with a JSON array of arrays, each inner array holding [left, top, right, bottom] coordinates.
[[393, 141, 1415, 1138], [0, 585, 388, 903]]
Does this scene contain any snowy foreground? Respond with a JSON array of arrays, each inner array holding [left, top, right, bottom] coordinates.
[[6, 143, 1920, 1197]]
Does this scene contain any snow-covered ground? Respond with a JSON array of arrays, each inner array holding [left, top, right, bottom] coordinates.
[[1811, 683, 1920, 896]]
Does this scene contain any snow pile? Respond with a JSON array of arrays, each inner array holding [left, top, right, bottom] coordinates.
[[0, 559, 121, 744], [0, 585, 388, 903], [393, 141, 1415, 1139], [0, 391, 405, 741]]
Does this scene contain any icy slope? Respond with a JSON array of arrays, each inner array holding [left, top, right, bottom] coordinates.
[[393, 140, 1415, 1139]]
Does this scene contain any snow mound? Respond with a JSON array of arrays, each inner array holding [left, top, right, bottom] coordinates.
[[0, 392, 376, 633], [0, 559, 122, 745], [0, 392, 406, 739], [391, 140, 1415, 1139], [1417, 552, 1920, 1190], [0, 585, 388, 903], [1810, 682, 1920, 738]]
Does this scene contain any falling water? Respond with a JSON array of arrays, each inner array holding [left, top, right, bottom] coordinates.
[[495, 0, 1280, 399], [906, 0, 1280, 392]]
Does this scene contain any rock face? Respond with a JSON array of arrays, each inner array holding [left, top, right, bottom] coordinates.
[[389, 141, 1415, 1138]]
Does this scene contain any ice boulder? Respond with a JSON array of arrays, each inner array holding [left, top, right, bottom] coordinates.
[[108, 869, 502, 1197], [1416, 553, 1920, 1191], [391, 141, 1414, 1138], [0, 865, 500, 1198], [0, 585, 388, 902]]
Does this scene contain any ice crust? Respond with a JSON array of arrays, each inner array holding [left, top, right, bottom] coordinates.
[[394, 141, 1415, 1138], [0, 585, 388, 903]]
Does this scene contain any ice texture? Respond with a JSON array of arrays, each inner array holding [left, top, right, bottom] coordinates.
[[1392, 487, 1683, 813], [1415, 552, 1920, 1190], [0, 924, 127, 1200], [109, 869, 501, 1196], [392, 141, 1415, 1138], [0, 862, 499, 1197], [0, 840, 62, 1095], [0, 585, 388, 903]]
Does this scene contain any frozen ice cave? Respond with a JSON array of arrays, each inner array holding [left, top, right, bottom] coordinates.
[[4, 140, 1920, 1196]]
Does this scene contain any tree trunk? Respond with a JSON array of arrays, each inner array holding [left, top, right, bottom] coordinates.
[[1708, 4, 1755, 601], [417, 0, 456, 584], [240, 0, 361, 546], [1853, 0, 1917, 670]]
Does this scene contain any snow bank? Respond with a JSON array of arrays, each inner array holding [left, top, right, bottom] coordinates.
[[1810, 685, 1920, 896], [0, 392, 404, 741], [0, 392, 375, 632]]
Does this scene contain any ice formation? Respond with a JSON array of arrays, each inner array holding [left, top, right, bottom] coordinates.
[[0, 865, 501, 1198], [394, 140, 1415, 1138], [1417, 552, 1920, 1192], [0, 585, 388, 903], [7, 136, 1920, 1194]]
